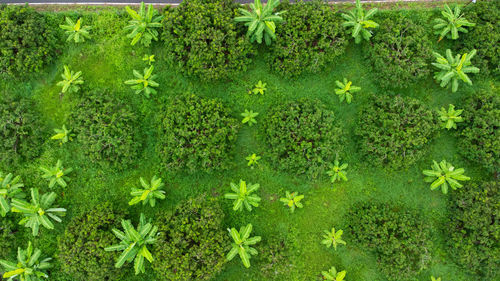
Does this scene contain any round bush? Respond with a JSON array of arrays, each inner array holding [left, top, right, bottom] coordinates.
[[161, 0, 255, 81], [0, 97, 45, 166], [458, 89, 499, 174], [356, 95, 437, 168], [153, 194, 226, 280], [157, 93, 239, 172], [267, 1, 347, 77], [347, 203, 431, 281], [0, 5, 60, 76], [262, 99, 344, 178], [70, 90, 141, 168], [368, 13, 433, 89], [57, 203, 124, 281]]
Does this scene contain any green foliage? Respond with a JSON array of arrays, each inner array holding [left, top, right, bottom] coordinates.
[[0, 5, 60, 76], [57, 65, 84, 94], [356, 95, 437, 168], [128, 176, 166, 207], [246, 153, 261, 167], [431, 277, 441, 281], [142, 54, 155, 65], [342, 0, 379, 44], [262, 99, 344, 178], [124, 65, 159, 97], [335, 78, 360, 104], [432, 49, 479, 93], [458, 89, 500, 174], [241, 109, 259, 126], [162, 0, 255, 81], [422, 160, 470, 194], [327, 158, 348, 183], [153, 194, 226, 280], [433, 4, 474, 42], [0, 219, 17, 260], [104, 213, 157, 275], [157, 93, 239, 172], [251, 80, 267, 95], [0, 241, 51, 281], [39, 160, 72, 189], [11, 188, 66, 236], [267, 0, 347, 77], [224, 180, 261, 212], [60, 17, 91, 43], [50, 125, 74, 145], [438, 104, 464, 130], [124, 2, 163, 46], [58, 203, 124, 281], [279, 191, 304, 213], [321, 227, 346, 251], [235, 0, 284, 45], [227, 223, 262, 268], [448, 181, 499, 278], [0, 172, 25, 217], [347, 203, 431, 281], [322, 266, 347, 281], [258, 235, 291, 280], [70, 90, 141, 168]]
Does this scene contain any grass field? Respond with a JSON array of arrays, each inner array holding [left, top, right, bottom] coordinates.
[[0, 4, 497, 281]]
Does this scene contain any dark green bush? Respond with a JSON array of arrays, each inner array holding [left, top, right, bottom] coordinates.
[[356, 95, 437, 168], [58, 203, 124, 281], [368, 13, 433, 89], [153, 194, 227, 280], [347, 203, 432, 281], [258, 235, 292, 280], [0, 218, 18, 260], [262, 99, 344, 178], [161, 0, 255, 81], [458, 88, 499, 174], [70, 90, 141, 168], [0, 97, 45, 166], [0, 5, 60, 76], [157, 93, 239, 173], [448, 181, 499, 278], [267, 0, 348, 77]]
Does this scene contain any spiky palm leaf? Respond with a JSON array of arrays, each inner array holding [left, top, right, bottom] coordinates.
[[129, 176, 166, 207], [39, 160, 73, 189], [56, 65, 84, 94], [321, 227, 346, 250], [438, 104, 464, 130], [226, 224, 261, 268], [422, 160, 470, 194], [433, 4, 475, 42], [0, 172, 25, 217], [124, 65, 159, 97], [235, 0, 284, 45], [327, 159, 348, 183], [50, 125, 74, 145], [341, 0, 379, 44], [224, 180, 261, 212], [0, 242, 52, 281], [124, 2, 163, 46], [241, 110, 259, 126], [279, 191, 304, 213], [60, 17, 91, 43], [335, 78, 361, 104], [432, 49, 479, 92]]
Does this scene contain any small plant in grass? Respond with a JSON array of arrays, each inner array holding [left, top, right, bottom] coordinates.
[[226, 223, 261, 268], [11, 188, 66, 236], [327, 158, 348, 183], [335, 78, 360, 104], [124, 65, 159, 97], [432, 49, 479, 93], [279, 191, 304, 213], [241, 109, 259, 126], [246, 153, 261, 168], [129, 176, 166, 207], [342, 0, 379, 44], [422, 160, 470, 194], [321, 227, 346, 251], [431, 277, 441, 281], [0, 172, 25, 217], [322, 266, 347, 281], [0, 241, 52, 281], [124, 2, 163, 46], [251, 80, 267, 95], [224, 180, 261, 212], [105, 214, 157, 275], [235, 0, 284, 45], [57, 65, 83, 94], [142, 54, 155, 65], [433, 4, 474, 42], [60, 17, 91, 43], [39, 160, 73, 189], [438, 104, 464, 130], [50, 125, 74, 145]]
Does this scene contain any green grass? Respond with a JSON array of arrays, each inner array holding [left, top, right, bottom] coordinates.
[[1, 7, 497, 281]]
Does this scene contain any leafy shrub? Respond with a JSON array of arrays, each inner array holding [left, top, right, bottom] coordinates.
[[70, 90, 141, 168], [368, 13, 433, 89], [153, 194, 226, 280], [347, 203, 432, 281], [448, 181, 499, 278], [356, 95, 437, 168], [157, 93, 239, 172], [267, 0, 348, 77], [0, 218, 17, 260], [58, 203, 124, 281], [258, 235, 292, 280], [0, 5, 60, 76], [460, 0, 500, 76], [262, 99, 344, 178], [0, 97, 45, 166], [161, 0, 255, 81], [458, 87, 500, 174]]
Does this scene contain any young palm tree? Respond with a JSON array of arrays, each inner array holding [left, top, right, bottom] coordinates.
[[226, 224, 261, 268], [235, 0, 284, 45], [245, 153, 261, 168], [438, 104, 464, 130], [57, 65, 84, 94], [0, 242, 52, 281], [322, 266, 347, 281], [279, 191, 304, 213], [224, 180, 261, 212], [241, 110, 259, 126], [124, 2, 163, 46], [321, 227, 346, 251], [50, 125, 74, 145], [251, 80, 267, 95], [342, 0, 379, 44], [129, 176, 166, 207], [431, 277, 441, 281], [327, 158, 348, 183], [0, 172, 25, 217], [59, 17, 91, 43], [39, 160, 73, 189], [433, 4, 475, 42], [124, 65, 159, 97], [432, 49, 479, 93], [335, 78, 361, 104], [422, 160, 470, 194]]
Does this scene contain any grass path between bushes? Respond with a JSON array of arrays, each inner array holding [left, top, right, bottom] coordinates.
[[0, 5, 495, 281]]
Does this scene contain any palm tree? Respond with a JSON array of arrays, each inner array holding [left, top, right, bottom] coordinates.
[[433, 4, 475, 42], [124, 2, 163, 46], [57, 65, 83, 94], [124, 65, 159, 97], [321, 227, 346, 250], [0, 172, 25, 217], [129, 176, 166, 207], [0, 242, 52, 281], [39, 160, 73, 189], [59, 17, 91, 43], [438, 104, 464, 130], [335, 78, 361, 104], [279, 191, 304, 213], [235, 0, 284, 45], [226, 224, 261, 268], [224, 180, 261, 212], [322, 266, 347, 281], [432, 49, 479, 92], [342, 0, 379, 44], [422, 160, 470, 194]]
